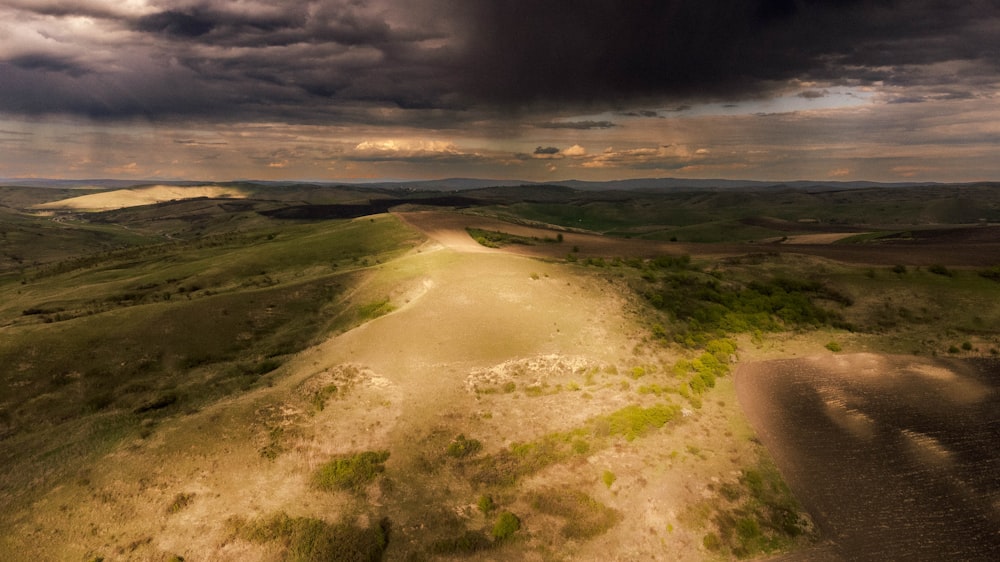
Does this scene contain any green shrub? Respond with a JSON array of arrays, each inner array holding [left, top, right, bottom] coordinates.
[[166, 492, 194, 514], [642, 271, 851, 346], [928, 264, 953, 277], [979, 266, 1000, 282], [491, 511, 521, 541], [708, 456, 812, 558], [602, 470, 616, 488], [466, 228, 539, 248], [961, 341, 973, 351], [310, 384, 338, 412], [598, 404, 682, 442], [824, 341, 842, 352], [446, 434, 483, 459], [477, 494, 496, 515], [314, 450, 390, 492]]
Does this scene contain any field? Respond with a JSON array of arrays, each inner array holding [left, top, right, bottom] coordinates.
[[1, 182, 998, 560]]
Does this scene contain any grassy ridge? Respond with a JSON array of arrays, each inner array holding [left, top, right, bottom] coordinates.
[[0, 214, 421, 512]]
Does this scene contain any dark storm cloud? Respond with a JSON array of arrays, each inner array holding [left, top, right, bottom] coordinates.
[[7, 54, 90, 77], [136, 10, 217, 37], [797, 90, 828, 99], [534, 146, 560, 155], [1, 0, 998, 123], [535, 120, 617, 130], [458, 0, 1000, 105], [621, 109, 662, 118]]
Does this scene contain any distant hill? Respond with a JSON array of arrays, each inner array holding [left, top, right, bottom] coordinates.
[[1, 176, 947, 193]]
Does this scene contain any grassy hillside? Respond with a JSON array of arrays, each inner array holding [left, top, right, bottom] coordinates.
[[1, 184, 998, 561], [482, 184, 1000, 241], [0, 214, 422, 515]]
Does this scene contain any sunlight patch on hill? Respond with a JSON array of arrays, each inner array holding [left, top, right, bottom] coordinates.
[[34, 185, 247, 211]]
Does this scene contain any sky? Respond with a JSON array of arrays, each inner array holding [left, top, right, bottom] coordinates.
[[1, 0, 999, 183]]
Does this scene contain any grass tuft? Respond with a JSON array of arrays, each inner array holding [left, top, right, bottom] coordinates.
[[229, 512, 390, 562], [314, 450, 390, 492], [529, 489, 622, 539]]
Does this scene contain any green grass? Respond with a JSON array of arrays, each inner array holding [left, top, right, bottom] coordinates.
[[314, 450, 390, 492], [466, 227, 561, 248], [602, 470, 616, 488], [492, 511, 521, 541], [0, 214, 422, 516], [707, 456, 813, 558], [471, 403, 682, 486], [429, 531, 492, 555], [358, 297, 395, 320], [490, 185, 1000, 237], [447, 434, 483, 459], [529, 489, 622, 539], [229, 512, 390, 562]]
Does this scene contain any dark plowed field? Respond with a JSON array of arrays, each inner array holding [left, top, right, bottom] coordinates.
[[736, 354, 1000, 561]]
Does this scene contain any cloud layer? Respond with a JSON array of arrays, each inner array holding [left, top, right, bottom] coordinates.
[[1, 1, 999, 181], [3, 0, 998, 121]]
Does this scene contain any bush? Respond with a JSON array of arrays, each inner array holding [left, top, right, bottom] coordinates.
[[314, 450, 389, 492], [599, 404, 682, 441], [979, 266, 1000, 282], [928, 264, 953, 277], [166, 492, 194, 514], [602, 470, 616, 488], [477, 494, 496, 515], [824, 341, 842, 352], [446, 434, 483, 459], [491, 511, 521, 541]]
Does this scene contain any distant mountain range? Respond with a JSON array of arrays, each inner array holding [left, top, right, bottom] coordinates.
[[0, 176, 957, 192]]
